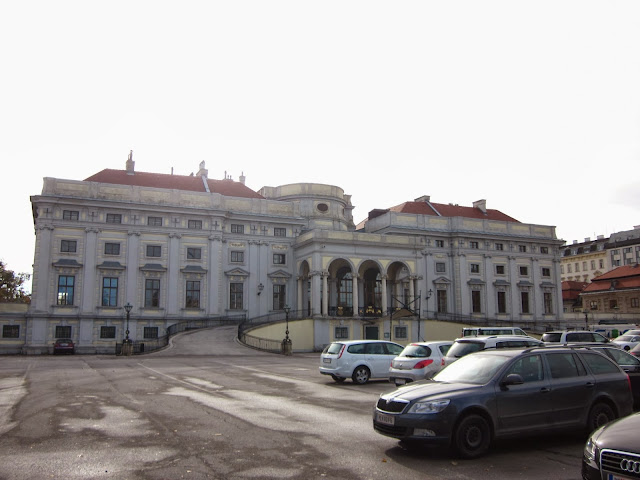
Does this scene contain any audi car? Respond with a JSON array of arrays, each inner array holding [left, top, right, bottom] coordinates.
[[583, 411, 640, 479]]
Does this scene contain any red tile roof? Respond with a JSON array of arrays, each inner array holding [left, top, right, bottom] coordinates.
[[84, 169, 264, 199], [562, 281, 588, 301], [386, 201, 520, 222], [582, 264, 640, 293]]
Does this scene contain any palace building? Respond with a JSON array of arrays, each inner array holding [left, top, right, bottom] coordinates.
[[16, 153, 564, 354]]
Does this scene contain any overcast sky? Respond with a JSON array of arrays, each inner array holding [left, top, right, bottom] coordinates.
[[2, 1, 639, 288]]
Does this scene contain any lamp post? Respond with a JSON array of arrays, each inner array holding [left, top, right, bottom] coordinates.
[[419, 289, 433, 341], [124, 302, 133, 343], [282, 305, 292, 355], [584, 308, 589, 330]]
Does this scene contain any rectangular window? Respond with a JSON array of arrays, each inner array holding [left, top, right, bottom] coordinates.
[[63, 210, 79, 221], [496, 265, 505, 275], [100, 326, 116, 339], [470, 241, 479, 249], [231, 224, 244, 234], [230, 282, 243, 310], [575, 262, 580, 272], [145, 279, 160, 307], [57, 275, 75, 305], [521, 291, 530, 314], [435, 240, 445, 248], [61, 240, 77, 253], [544, 292, 553, 314], [518, 245, 527, 253], [273, 253, 286, 265], [334, 326, 349, 339], [186, 281, 200, 308], [188, 219, 203, 230], [187, 247, 202, 260], [230, 251, 244, 263], [106, 213, 122, 224], [146, 245, 161, 258], [497, 291, 507, 314], [495, 243, 504, 251], [55, 325, 72, 338], [437, 289, 447, 313], [435, 262, 446, 273], [104, 242, 121, 255], [631, 298, 639, 308], [274, 228, 287, 237], [582, 261, 587, 270], [609, 299, 618, 309], [560, 265, 564, 274], [590, 260, 596, 270], [470, 263, 480, 274], [567, 264, 572, 273], [540, 246, 549, 254], [471, 290, 482, 313], [273, 284, 286, 310], [590, 301, 599, 310], [394, 326, 408, 339], [541, 267, 551, 277], [144, 327, 159, 339], [519, 266, 528, 276], [2, 325, 19, 338], [101, 277, 118, 307], [147, 216, 163, 226]]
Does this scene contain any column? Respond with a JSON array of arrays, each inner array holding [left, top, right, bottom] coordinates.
[[322, 273, 328, 317], [381, 275, 388, 315], [352, 275, 359, 317], [297, 276, 303, 315], [167, 233, 181, 316]]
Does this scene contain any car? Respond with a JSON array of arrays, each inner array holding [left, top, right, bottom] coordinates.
[[442, 335, 543, 367], [53, 338, 75, 354], [388, 341, 453, 386], [631, 343, 640, 359], [373, 345, 633, 458], [582, 411, 640, 480], [461, 327, 529, 337], [588, 345, 640, 410], [541, 330, 610, 344], [319, 340, 404, 384], [612, 333, 640, 351]]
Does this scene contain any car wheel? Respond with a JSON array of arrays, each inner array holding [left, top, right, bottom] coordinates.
[[352, 366, 371, 384], [587, 403, 615, 432], [624, 346, 630, 351], [331, 375, 345, 383], [452, 414, 491, 459]]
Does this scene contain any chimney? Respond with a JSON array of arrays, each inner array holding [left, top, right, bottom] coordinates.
[[239, 171, 246, 185], [584, 238, 591, 242], [126, 150, 135, 175], [473, 199, 487, 214], [196, 161, 208, 178], [414, 195, 430, 203]]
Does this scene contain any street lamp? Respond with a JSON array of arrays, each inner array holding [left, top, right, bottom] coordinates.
[[282, 304, 292, 355], [419, 289, 433, 341], [124, 302, 133, 343], [584, 308, 589, 330]]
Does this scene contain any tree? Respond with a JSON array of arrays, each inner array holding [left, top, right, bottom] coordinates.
[[0, 261, 31, 303]]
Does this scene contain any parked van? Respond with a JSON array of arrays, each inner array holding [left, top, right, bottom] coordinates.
[[462, 326, 529, 337]]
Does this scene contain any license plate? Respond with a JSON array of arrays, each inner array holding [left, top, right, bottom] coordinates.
[[323, 358, 331, 364], [376, 412, 395, 426], [395, 378, 406, 385], [609, 474, 632, 480]]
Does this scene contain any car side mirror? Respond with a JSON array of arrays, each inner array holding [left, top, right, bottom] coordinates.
[[500, 373, 524, 389]]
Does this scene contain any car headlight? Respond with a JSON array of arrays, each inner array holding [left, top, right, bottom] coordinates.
[[584, 426, 604, 463], [408, 399, 450, 414]]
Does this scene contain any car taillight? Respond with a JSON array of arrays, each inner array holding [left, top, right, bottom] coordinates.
[[337, 345, 346, 359], [413, 359, 434, 369], [441, 358, 445, 366]]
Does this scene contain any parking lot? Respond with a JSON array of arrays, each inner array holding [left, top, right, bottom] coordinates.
[[0, 326, 586, 479]]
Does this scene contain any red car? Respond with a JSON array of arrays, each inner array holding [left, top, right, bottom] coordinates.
[[53, 338, 75, 354]]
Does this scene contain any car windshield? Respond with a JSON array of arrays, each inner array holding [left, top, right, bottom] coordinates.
[[447, 341, 484, 358], [541, 333, 561, 342], [324, 343, 344, 354], [434, 353, 511, 385], [400, 345, 431, 358]]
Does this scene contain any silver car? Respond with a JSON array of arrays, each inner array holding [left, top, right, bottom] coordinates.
[[319, 340, 404, 384], [388, 341, 453, 386]]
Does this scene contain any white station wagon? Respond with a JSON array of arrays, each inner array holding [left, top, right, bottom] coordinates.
[[319, 340, 404, 384]]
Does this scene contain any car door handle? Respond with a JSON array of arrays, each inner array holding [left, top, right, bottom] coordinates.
[[585, 382, 595, 388], [540, 387, 550, 393]]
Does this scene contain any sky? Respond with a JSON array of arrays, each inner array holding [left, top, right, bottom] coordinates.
[[2, 1, 639, 290]]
